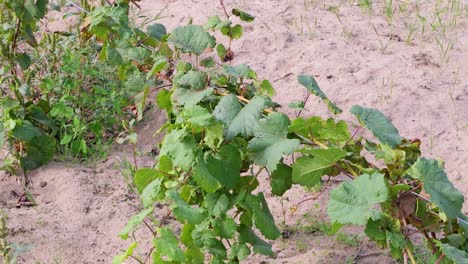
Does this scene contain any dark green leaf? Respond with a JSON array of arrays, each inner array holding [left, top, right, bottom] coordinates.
[[20, 134, 56, 171], [12, 120, 41, 142], [232, 9, 255, 22], [408, 158, 464, 218], [440, 243, 468, 263], [271, 163, 292, 196], [238, 225, 275, 257], [147, 23, 167, 40], [205, 145, 242, 189], [298, 75, 342, 114], [350, 105, 402, 148]]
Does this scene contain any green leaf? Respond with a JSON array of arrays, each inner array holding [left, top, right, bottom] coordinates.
[[168, 25, 215, 55], [146, 57, 167, 80], [205, 145, 242, 189], [141, 178, 164, 208], [159, 129, 197, 171], [350, 105, 402, 148], [119, 208, 153, 239], [229, 243, 251, 261], [204, 16, 223, 30], [292, 148, 346, 187], [243, 194, 281, 240], [271, 163, 292, 196], [230, 24, 243, 39], [173, 87, 214, 107], [216, 44, 227, 61], [232, 9, 255, 22], [328, 172, 389, 225], [0, 123, 5, 147], [134, 168, 161, 193], [214, 95, 267, 140], [259, 80, 275, 96], [440, 243, 468, 263], [214, 217, 237, 238], [176, 70, 208, 90], [223, 64, 256, 79], [156, 89, 172, 115], [408, 158, 464, 218], [181, 105, 214, 129], [289, 116, 350, 146], [248, 113, 300, 172], [238, 225, 275, 257], [200, 57, 215, 68], [206, 193, 230, 217], [147, 23, 167, 40], [204, 122, 224, 149], [113, 242, 137, 264], [20, 135, 56, 171], [298, 75, 342, 114], [16, 53, 31, 70], [288, 101, 305, 109], [12, 120, 42, 142], [153, 228, 185, 262], [167, 191, 207, 225], [193, 153, 222, 193]]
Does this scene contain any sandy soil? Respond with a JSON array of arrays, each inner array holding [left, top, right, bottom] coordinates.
[[1, 0, 467, 263]]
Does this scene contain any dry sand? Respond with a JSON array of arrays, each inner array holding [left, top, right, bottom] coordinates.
[[1, 0, 467, 263]]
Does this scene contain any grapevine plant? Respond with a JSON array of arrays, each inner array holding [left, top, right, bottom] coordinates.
[[82, 2, 467, 264], [0, 1, 466, 263]]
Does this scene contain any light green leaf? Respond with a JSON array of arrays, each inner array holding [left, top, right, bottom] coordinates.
[[350, 105, 402, 148], [153, 228, 185, 262], [292, 148, 346, 187], [156, 89, 172, 116], [259, 80, 275, 97], [0, 123, 5, 147], [134, 168, 161, 193], [181, 105, 214, 129], [289, 116, 350, 146], [119, 208, 153, 239], [328, 172, 389, 225], [213, 95, 267, 140], [230, 24, 243, 39], [159, 129, 197, 171], [288, 101, 305, 109], [248, 113, 300, 172], [168, 25, 215, 55], [205, 122, 224, 149], [440, 243, 468, 263], [141, 178, 164, 208], [271, 163, 292, 196], [298, 75, 342, 114], [113, 242, 137, 264], [408, 158, 464, 219]]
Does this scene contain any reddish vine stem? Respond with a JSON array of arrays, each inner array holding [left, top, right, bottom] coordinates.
[[434, 253, 445, 264], [219, 0, 230, 19], [342, 126, 361, 148]]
